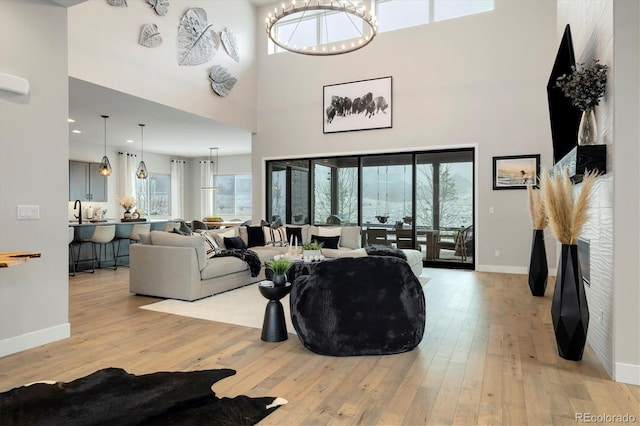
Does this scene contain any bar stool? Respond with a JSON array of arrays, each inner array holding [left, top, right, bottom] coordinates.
[[116, 223, 150, 267], [68, 227, 76, 276], [75, 225, 118, 273]]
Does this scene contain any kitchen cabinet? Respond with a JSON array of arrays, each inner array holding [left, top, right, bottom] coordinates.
[[69, 160, 107, 201]]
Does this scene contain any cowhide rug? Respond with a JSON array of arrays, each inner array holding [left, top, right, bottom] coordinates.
[[0, 367, 286, 425]]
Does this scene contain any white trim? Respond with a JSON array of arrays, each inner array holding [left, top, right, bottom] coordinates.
[[0, 323, 70, 357], [614, 362, 640, 386], [476, 265, 557, 276]]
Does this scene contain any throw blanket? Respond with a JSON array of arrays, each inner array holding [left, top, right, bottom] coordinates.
[[365, 245, 407, 260], [1, 367, 286, 426], [216, 249, 262, 277]]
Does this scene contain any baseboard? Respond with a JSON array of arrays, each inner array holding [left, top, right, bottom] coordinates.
[[615, 362, 640, 385], [476, 265, 557, 276], [0, 323, 70, 357]]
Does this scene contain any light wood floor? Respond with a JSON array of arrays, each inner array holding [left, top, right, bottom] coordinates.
[[1, 268, 638, 425]]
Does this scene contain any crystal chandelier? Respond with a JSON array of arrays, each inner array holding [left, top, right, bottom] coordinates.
[[265, 0, 378, 56]]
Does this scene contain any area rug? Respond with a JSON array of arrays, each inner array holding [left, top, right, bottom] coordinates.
[[0, 367, 286, 425], [140, 276, 429, 333]]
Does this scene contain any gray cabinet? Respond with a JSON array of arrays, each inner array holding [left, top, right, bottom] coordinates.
[[69, 160, 107, 201]]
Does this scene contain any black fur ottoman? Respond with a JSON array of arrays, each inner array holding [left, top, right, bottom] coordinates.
[[289, 256, 425, 356]]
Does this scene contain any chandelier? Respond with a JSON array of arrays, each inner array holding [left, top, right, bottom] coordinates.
[[265, 0, 378, 56]]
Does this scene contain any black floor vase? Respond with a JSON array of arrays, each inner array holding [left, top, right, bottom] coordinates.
[[528, 229, 548, 296], [551, 244, 589, 361]]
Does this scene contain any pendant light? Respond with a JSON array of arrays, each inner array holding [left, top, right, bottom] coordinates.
[[98, 115, 112, 176], [136, 123, 148, 179], [201, 147, 221, 190]]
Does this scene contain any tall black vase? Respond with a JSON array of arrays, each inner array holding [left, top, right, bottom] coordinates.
[[528, 229, 548, 296], [551, 244, 589, 361]]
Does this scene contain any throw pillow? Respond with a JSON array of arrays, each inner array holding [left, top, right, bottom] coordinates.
[[286, 227, 303, 246], [179, 221, 193, 235], [263, 226, 288, 247], [171, 228, 190, 236], [210, 228, 237, 249], [224, 236, 247, 250], [311, 234, 340, 249], [318, 226, 341, 237], [247, 226, 266, 247], [202, 233, 220, 258]]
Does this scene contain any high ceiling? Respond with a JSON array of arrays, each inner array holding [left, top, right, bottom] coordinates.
[[68, 78, 252, 159]]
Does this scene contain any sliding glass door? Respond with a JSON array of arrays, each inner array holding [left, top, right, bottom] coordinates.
[[266, 148, 475, 269]]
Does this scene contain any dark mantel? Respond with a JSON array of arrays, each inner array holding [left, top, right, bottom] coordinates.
[[550, 145, 607, 183]]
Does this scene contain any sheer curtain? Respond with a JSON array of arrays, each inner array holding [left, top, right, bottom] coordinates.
[[200, 160, 214, 219], [118, 152, 137, 199], [170, 160, 185, 219]]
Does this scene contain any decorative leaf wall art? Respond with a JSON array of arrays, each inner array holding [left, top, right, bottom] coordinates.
[[209, 65, 237, 97], [139, 24, 162, 48], [177, 8, 219, 66], [221, 28, 239, 63], [107, 0, 127, 6], [147, 0, 169, 16]]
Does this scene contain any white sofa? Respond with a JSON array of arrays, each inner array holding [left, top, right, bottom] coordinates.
[[129, 225, 422, 301]]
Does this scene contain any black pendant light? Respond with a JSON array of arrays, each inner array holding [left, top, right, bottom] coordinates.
[[136, 123, 148, 179], [98, 115, 112, 176]]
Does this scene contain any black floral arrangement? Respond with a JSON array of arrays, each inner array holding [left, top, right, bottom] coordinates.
[[555, 60, 609, 111]]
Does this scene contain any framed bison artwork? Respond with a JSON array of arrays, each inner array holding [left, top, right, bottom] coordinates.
[[323, 76, 392, 134]]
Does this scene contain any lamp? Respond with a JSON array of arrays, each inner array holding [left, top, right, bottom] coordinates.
[[265, 0, 378, 56], [202, 147, 221, 190], [136, 124, 148, 179], [98, 115, 112, 177]]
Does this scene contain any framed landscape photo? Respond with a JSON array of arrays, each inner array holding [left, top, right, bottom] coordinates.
[[323, 76, 392, 134], [493, 154, 540, 190]]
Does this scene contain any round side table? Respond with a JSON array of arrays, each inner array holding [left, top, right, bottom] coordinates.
[[258, 281, 292, 342]]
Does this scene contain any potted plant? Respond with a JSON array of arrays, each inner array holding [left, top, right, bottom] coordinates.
[[302, 241, 323, 258], [555, 60, 609, 145], [540, 168, 597, 361], [266, 258, 291, 286], [526, 184, 548, 296]]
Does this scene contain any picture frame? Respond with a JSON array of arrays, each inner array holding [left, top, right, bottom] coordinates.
[[492, 154, 540, 190], [323, 76, 392, 134]]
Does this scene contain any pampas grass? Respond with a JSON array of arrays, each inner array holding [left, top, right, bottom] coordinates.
[[540, 168, 597, 245], [527, 184, 547, 230]]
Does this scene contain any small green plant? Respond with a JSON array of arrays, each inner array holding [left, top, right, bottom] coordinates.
[[302, 241, 323, 251], [267, 258, 291, 275]]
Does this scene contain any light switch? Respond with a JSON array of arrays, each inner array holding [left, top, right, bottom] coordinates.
[[489, 207, 494, 214], [17, 205, 40, 220]]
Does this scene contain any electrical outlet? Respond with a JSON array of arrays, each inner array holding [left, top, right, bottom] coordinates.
[[489, 207, 494, 214], [495, 250, 500, 257]]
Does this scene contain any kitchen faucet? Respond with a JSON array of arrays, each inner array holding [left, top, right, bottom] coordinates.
[[74, 199, 82, 224]]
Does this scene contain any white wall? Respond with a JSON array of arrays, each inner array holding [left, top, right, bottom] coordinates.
[[254, 0, 557, 272], [68, 0, 258, 132], [0, 0, 70, 355]]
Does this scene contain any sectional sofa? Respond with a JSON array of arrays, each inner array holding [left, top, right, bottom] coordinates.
[[129, 224, 423, 301]]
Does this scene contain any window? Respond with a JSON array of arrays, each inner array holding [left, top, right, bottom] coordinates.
[[136, 173, 170, 217], [268, 0, 493, 54], [214, 174, 252, 217]]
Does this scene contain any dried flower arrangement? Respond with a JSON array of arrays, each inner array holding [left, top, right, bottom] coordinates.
[[527, 184, 548, 231], [116, 195, 137, 211], [539, 169, 597, 245], [555, 60, 609, 111]]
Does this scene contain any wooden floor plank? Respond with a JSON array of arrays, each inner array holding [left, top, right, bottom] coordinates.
[[0, 267, 637, 426]]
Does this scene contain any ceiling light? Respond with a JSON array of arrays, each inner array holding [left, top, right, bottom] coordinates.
[[72, 129, 81, 134], [136, 124, 148, 179], [68, 118, 75, 123], [126, 139, 134, 143], [202, 147, 221, 190], [265, 0, 377, 56], [98, 115, 112, 177]]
